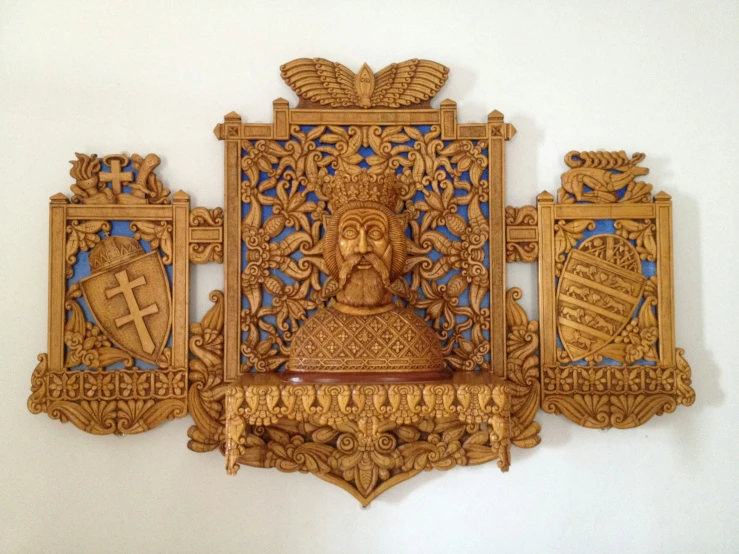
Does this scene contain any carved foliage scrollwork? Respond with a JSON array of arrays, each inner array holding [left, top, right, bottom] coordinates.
[[188, 291, 227, 452], [554, 219, 595, 276], [505, 288, 541, 447], [65, 220, 111, 279], [240, 124, 491, 374]]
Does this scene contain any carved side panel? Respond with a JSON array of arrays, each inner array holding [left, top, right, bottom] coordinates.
[[28, 153, 190, 434], [538, 151, 695, 428]]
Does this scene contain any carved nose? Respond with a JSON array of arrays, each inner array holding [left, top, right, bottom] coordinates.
[[357, 230, 370, 254]]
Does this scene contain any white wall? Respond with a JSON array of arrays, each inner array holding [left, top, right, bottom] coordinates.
[[1, 1, 737, 552]]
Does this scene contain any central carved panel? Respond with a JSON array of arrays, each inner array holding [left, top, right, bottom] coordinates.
[[240, 125, 492, 374]]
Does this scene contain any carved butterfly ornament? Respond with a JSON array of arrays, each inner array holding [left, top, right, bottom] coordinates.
[[280, 58, 450, 109]]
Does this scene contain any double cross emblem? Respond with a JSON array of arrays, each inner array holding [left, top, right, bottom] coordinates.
[[105, 269, 159, 355], [80, 246, 171, 365]]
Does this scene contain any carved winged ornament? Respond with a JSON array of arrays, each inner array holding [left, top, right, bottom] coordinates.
[[26, 59, 694, 506], [281, 58, 450, 108]]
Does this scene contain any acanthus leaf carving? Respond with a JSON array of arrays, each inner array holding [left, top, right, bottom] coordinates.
[[188, 291, 228, 452]]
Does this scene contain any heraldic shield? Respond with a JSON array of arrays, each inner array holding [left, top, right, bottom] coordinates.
[[557, 234, 647, 361], [80, 236, 172, 365]]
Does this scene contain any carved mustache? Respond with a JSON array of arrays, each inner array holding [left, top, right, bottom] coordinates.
[[338, 253, 391, 289]]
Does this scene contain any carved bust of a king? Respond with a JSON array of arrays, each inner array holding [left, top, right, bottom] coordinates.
[[285, 170, 448, 382]]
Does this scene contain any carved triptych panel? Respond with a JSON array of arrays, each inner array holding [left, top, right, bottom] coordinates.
[[28, 154, 191, 433], [537, 152, 695, 428], [26, 60, 694, 505]]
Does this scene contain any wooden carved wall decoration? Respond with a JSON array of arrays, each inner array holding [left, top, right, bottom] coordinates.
[[27, 60, 694, 504]]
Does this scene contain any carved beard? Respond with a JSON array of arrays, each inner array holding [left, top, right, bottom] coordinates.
[[337, 252, 392, 307]]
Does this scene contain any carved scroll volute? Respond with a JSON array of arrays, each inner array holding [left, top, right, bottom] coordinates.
[[29, 152, 191, 435], [189, 207, 224, 264], [505, 206, 538, 263], [538, 151, 694, 429]]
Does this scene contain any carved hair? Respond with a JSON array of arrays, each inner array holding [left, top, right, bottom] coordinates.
[[323, 201, 407, 283]]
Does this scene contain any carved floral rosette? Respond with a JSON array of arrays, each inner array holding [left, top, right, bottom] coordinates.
[[537, 152, 695, 428]]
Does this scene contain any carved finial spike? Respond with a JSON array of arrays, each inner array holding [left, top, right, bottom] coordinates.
[[654, 191, 672, 202], [213, 123, 222, 139], [488, 109, 504, 122], [440, 99, 457, 107], [224, 111, 241, 122], [173, 190, 190, 203], [537, 191, 554, 203], [50, 192, 69, 204], [273, 98, 289, 107]]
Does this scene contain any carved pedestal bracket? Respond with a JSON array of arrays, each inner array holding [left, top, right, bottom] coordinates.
[[224, 372, 511, 506]]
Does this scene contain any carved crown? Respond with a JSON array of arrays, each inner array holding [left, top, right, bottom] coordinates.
[[324, 170, 399, 213], [89, 236, 144, 273]]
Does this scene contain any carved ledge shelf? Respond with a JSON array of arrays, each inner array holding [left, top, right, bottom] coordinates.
[[224, 372, 511, 505]]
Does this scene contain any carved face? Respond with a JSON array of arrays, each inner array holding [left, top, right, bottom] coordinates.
[[338, 210, 392, 267], [323, 203, 407, 309], [334, 209, 394, 308]]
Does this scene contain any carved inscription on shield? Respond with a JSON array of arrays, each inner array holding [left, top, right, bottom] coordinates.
[[557, 235, 646, 361], [80, 236, 172, 364]]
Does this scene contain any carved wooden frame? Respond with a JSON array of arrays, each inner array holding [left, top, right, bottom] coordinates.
[[184, 59, 541, 503], [26, 59, 694, 506]]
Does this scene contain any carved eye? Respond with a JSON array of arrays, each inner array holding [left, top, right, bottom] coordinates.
[[342, 228, 358, 240], [368, 229, 383, 241]]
